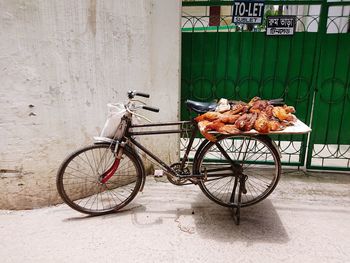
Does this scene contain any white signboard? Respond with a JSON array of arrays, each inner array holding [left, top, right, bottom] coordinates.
[[232, 0, 265, 24], [266, 16, 296, 36]]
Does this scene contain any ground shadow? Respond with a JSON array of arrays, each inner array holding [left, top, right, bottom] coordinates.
[[190, 194, 290, 244], [64, 195, 290, 244], [60, 187, 289, 245]]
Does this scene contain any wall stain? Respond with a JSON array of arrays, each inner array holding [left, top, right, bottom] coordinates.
[[88, 0, 97, 36]]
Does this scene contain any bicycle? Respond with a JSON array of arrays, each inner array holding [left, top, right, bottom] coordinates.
[[56, 91, 282, 224]]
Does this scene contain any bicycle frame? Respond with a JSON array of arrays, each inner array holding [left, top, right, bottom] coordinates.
[[114, 115, 251, 181], [127, 120, 202, 178], [107, 95, 262, 183], [122, 117, 257, 223]]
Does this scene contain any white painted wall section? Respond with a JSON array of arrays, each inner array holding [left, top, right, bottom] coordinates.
[[0, 0, 181, 209]]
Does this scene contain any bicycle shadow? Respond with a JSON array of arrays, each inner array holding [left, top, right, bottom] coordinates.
[[61, 191, 289, 244], [61, 204, 145, 222], [128, 196, 288, 244], [189, 194, 290, 244]]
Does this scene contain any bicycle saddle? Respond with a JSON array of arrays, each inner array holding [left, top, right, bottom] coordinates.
[[185, 100, 217, 114]]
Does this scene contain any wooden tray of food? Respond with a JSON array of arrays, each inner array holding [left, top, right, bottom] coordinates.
[[210, 119, 311, 135], [196, 97, 312, 141]]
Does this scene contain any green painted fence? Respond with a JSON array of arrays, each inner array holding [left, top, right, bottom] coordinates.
[[181, 0, 350, 170]]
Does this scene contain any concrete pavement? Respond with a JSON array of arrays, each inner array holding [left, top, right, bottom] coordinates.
[[0, 171, 349, 263]]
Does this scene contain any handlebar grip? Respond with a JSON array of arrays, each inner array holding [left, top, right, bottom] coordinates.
[[135, 92, 150, 98], [142, 106, 160, 113]]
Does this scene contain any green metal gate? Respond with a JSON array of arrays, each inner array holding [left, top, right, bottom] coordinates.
[[181, 0, 350, 170]]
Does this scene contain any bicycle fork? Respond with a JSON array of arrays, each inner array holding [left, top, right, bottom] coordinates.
[[99, 141, 125, 184], [99, 116, 131, 184]]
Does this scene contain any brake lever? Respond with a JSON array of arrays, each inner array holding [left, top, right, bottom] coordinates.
[[126, 106, 152, 123]]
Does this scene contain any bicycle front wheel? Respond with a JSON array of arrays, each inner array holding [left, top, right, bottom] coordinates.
[[57, 144, 143, 215], [193, 135, 281, 208]]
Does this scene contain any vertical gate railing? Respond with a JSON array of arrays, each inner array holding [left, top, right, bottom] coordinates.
[[307, 0, 350, 170], [181, 0, 350, 171]]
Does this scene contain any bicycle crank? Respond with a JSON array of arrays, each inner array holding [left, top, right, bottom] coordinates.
[[166, 163, 190, 185]]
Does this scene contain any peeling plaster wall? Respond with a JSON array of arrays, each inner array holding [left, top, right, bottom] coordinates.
[[0, 0, 181, 209]]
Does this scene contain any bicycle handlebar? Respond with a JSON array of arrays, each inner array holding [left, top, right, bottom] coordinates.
[[142, 106, 160, 113], [135, 92, 150, 98], [128, 90, 150, 99], [126, 91, 159, 113]]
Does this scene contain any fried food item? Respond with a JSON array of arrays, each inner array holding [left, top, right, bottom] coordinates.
[[195, 111, 222, 122], [249, 100, 269, 114], [217, 125, 240, 135], [218, 114, 240, 124], [245, 113, 258, 131], [248, 97, 261, 107], [231, 103, 249, 114], [254, 112, 270, 133], [264, 105, 274, 118], [234, 113, 257, 131], [205, 120, 225, 132], [272, 107, 296, 122], [197, 120, 211, 132], [235, 113, 249, 131], [197, 120, 217, 142], [268, 120, 284, 131], [283, 105, 295, 114]]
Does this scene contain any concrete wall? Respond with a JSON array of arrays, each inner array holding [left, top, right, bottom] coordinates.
[[0, 0, 181, 209]]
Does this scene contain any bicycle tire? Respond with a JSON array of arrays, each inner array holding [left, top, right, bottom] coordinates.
[[193, 135, 281, 208], [57, 143, 143, 215]]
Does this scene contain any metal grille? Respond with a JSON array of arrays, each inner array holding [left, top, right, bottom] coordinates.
[[181, 1, 350, 171]]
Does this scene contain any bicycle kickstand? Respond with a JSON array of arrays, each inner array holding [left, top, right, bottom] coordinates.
[[232, 174, 248, 225]]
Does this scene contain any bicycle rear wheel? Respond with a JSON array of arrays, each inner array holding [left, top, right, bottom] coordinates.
[[57, 144, 143, 215], [193, 135, 281, 208]]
